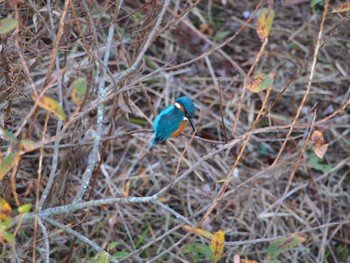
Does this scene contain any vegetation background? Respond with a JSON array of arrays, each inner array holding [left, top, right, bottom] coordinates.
[[0, 0, 349, 262]]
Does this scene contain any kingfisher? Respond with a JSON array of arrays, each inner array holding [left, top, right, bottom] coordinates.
[[153, 96, 196, 145]]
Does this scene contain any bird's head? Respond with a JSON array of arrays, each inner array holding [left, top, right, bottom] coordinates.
[[174, 96, 196, 132]]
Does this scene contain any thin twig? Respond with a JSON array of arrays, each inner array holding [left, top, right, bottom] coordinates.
[[152, 200, 194, 226], [272, 0, 329, 166], [115, 0, 171, 83], [41, 216, 118, 263], [218, 78, 228, 143], [38, 218, 50, 263], [38, 0, 65, 210], [33, 112, 50, 262], [198, 87, 272, 226], [146, 234, 190, 263], [232, 38, 269, 136], [74, 19, 116, 202], [164, 0, 263, 72]]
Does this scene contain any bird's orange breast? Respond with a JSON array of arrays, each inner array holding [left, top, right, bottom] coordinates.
[[170, 121, 188, 138]]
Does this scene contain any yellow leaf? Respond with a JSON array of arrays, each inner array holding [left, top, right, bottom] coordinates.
[[183, 225, 214, 239], [72, 78, 87, 106], [20, 139, 36, 152], [257, 8, 275, 41], [34, 95, 67, 121], [0, 153, 20, 181], [210, 230, 225, 263], [332, 1, 350, 13], [0, 199, 12, 220], [241, 259, 259, 263], [246, 73, 273, 93]]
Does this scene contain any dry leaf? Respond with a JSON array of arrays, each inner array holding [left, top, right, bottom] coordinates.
[[241, 259, 259, 263], [332, 1, 350, 13], [199, 23, 214, 35], [311, 130, 328, 158], [20, 139, 37, 152], [34, 95, 67, 121], [246, 73, 273, 93], [183, 225, 214, 239]]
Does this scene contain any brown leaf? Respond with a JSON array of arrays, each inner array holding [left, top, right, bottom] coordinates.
[[311, 130, 328, 158], [332, 1, 350, 13], [199, 23, 214, 35], [241, 259, 259, 263]]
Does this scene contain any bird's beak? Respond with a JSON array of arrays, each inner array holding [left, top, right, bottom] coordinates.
[[187, 115, 198, 136]]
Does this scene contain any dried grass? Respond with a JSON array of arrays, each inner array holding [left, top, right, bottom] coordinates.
[[0, 0, 349, 262]]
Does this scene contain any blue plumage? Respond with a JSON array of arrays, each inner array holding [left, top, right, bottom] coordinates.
[[175, 97, 195, 118], [153, 96, 196, 145]]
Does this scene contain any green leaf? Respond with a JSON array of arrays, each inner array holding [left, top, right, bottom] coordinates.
[[95, 252, 109, 263], [311, 0, 324, 7], [308, 152, 332, 173], [135, 227, 149, 248], [214, 31, 231, 42], [346, 43, 350, 49], [111, 251, 130, 260], [107, 241, 121, 251], [18, 204, 31, 214], [0, 127, 17, 143], [0, 153, 20, 181], [0, 17, 18, 35], [0, 218, 12, 231], [72, 78, 87, 106], [184, 243, 213, 262], [267, 235, 305, 261], [4, 232, 15, 243]]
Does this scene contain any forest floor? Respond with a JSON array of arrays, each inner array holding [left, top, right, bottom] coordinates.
[[0, 0, 349, 262]]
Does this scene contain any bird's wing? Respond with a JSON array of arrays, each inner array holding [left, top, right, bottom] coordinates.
[[154, 107, 183, 142]]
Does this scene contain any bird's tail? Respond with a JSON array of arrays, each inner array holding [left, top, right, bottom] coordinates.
[[152, 138, 157, 147]]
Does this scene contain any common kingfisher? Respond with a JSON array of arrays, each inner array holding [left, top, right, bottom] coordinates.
[[153, 96, 196, 145]]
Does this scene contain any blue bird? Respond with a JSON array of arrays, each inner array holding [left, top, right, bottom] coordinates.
[[153, 96, 196, 145]]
